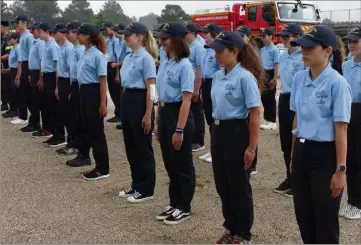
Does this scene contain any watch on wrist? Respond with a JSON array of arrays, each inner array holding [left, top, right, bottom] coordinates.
[[336, 164, 346, 172]]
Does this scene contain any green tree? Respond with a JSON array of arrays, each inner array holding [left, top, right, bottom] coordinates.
[[9, 0, 25, 20], [139, 13, 159, 31], [98, 0, 131, 25], [1, 0, 12, 21], [94, 12, 107, 30], [157, 4, 190, 24], [62, 0, 94, 25]]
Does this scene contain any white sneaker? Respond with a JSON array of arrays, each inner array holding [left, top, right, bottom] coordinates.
[[11, 119, 28, 125], [205, 156, 212, 163], [339, 204, 353, 217], [250, 170, 258, 175], [344, 206, 361, 220], [260, 121, 270, 130], [268, 122, 277, 130], [199, 152, 211, 161], [127, 192, 154, 204]]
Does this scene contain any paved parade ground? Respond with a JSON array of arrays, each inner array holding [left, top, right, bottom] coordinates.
[[1, 98, 361, 244]]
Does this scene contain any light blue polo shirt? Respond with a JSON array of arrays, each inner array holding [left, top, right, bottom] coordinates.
[[197, 34, 206, 45], [260, 43, 280, 70], [347, 52, 354, 61], [290, 65, 352, 142], [116, 38, 130, 63], [77, 45, 107, 84], [279, 47, 306, 94], [70, 44, 85, 82], [19, 30, 34, 62], [156, 57, 194, 103], [159, 45, 167, 64], [8, 43, 20, 68], [342, 58, 361, 103], [211, 64, 261, 120], [201, 47, 221, 79], [28, 39, 45, 70], [106, 35, 119, 63], [188, 39, 204, 73], [120, 47, 156, 89], [57, 40, 74, 78], [41, 39, 60, 73]]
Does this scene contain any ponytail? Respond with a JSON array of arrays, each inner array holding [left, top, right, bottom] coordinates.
[[331, 49, 343, 75], [336, 36, 346, 63], [236, 43, 266, 93], [90, 33, 107, 55], [142, 31, 159, 60]]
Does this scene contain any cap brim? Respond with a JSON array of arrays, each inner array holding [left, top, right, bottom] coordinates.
[[48, 29, 57, 33], [123, 29, 135, 36], [291, 35, 319, 47], [59, 28, 69, 33], [342, 34, 361, 41], [276, 31, 291, 36], [70, 29, 79, 33], [199, 28, 210, 33], [154, 32, 171, 38], [207, 40, 227, 51]]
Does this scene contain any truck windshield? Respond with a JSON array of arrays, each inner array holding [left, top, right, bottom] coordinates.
[[277, 3, 318, 22]]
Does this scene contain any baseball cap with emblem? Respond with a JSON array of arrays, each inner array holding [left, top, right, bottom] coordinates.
[[343, 27, 361, 41], [100, 22, 113, 31], [186, 23, 199, 34], [154, 22, 188, 38], [7, 32, 20, 40], [60, 21, 82, 33], [200, 24, 223, 34], [49, 23, 66, 34], [153, 23, 165, 34], [291, 26, 337, 50], [73, 24, 100, 37], [11, 15, 29, 23], [39, 23, 53, 32], [206, 31, 245, 51], [235, 25, 252, 36], [123, 22, 149, 36], [30, 21, 41, 30], [276, 24, 304, 36], [113, 24, 126, 32], [260, 28, 274, 36]]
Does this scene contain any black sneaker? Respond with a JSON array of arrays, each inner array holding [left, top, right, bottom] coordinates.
[[163, 209, 191, 225], [116, 123, 122, 130], [2, 110, 18, 118], [56, 146, 78, 156], [66, 155, 91, 167], [156, 206, 176, 221], [21, 125, 40, 133], [82, 168, 109, 180], [274, 180, 291, 194], [43, 136, 54, 144], [1, 103, 9, 111], [107, 116, 120, 123], [32, 130, 53, 138], [192, 144, 205, 152], [118, 187, 136, 198], [46, 138, 67, 148], [284, 189, 293, 198], [127, 191, 154, 203]]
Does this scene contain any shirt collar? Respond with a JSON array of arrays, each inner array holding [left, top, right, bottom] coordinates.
[[220, 63, 241, 80], [288, 47, 301, 57], [189, 40, 198, 48], [85, 45, 97, 54], [129, 47, 146, 57], [351, 57, 361, 68], [305, 64, 332, 88]]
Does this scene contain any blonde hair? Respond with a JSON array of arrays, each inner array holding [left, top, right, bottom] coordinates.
[[336, 36, 346, 62], [142, 31, 159, 60]]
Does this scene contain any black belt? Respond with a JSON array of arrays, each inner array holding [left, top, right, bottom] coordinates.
[[123, 88, 146, 93], [79, 83, 99, 88], [58, 77, 70, 80], [213, 118, 247, 127], [297, 137, 334, 145], [158, 101, 182, 108]]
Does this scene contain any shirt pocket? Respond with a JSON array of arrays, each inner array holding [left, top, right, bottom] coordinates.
[[165, 69, 180, 88]]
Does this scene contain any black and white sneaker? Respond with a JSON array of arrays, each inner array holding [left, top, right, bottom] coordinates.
[[274, 180, 291, 194], [46, 138, 67, 148], [82, 169, 109, 181], [283, 189, 293, 198], [127, 191, 154, 204], [56, 146, 78, 156], [118, 187, 136, 198], [32, 129, 53, 138], [192, 144, 205, 152], [163, 209, 191, 225], [156, 206, 176, 221]]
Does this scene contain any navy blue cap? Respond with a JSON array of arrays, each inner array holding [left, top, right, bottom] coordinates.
[[153, 23, 165, 33], [113, 24, 126, 32], [11, 15, 29, 23], [291, 26, 337, 50], [186, 23, 199, 34], [276, 24, 304, 36], [235, 25, 252, 36], [39, 23, 53, 32], [200, 24, 223, 33], [74, 24, 100, 38], [100, 22, 113, 31], [260, 28, 274, 36], [60, 21, 82, 33], [49, 23, 66, 33], [123, 22, 149, 36], [207, 31, 245, 51], [343, 27, 361, 41], [7, 32, 20, 40], [154, 22, 188, 38], [30, 22, 41, 30]]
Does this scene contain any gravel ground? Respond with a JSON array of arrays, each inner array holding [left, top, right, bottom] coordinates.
[[1, 95, 360, 244]]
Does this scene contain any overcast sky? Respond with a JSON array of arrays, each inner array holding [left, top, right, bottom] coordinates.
[[5, 1, 361, 20]]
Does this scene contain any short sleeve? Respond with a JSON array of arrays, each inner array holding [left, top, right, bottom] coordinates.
[[16, 46, 21, 62], [290, 74, 298, 112], [273, 47, 280, 63], [95, 53, 107, 77], [38, 42, 45, 59], [241, 74, 261, 108], [27, 36, 34, 53], [142, 55, 156, 80], [196, 45, 203, 67], [51, 46, 59, 62], [180, 62, 195, 93], [332, 80, 352, 123], [66, 47, 73, 66]]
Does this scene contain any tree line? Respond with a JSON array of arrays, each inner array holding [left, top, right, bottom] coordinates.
[[1, 0, 191, 31]]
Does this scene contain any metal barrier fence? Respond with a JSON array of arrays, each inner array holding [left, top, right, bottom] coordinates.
[[321, 9, 361, 23]]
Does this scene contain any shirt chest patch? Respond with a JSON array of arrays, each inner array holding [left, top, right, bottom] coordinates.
[[225, 83, 235, 95], [315, 89, 328, 105]]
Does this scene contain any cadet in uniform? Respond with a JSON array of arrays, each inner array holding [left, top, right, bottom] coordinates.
[[290, 26, 351, 244], [260, 28, 279, 130], [12, 15, 34, 126], [185, 23, 206, 152], [154, 22, 195, 225], [339, 27, 361, 220], [101, 22, 121, 124], [71, 24, 110, 180], [235, 25, 261, 50], [117, 23, 158, 203], [195, 24, 206, 45], [198, 23, 223, 163], [39, 23, 60, 144], [208, 31, 262, 244], [1, 20, 13, 114], [273, 24, 305, 198]]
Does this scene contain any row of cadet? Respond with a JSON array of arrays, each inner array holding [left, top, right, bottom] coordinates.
[[1, 15, 361, 244]]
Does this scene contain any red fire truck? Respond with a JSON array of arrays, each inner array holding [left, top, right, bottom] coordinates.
[[191, 0, 322, 42]]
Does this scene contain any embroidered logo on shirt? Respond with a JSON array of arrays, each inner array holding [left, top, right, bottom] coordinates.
[[225, 84, 235, 95], [165, 70, 174, 82], [315, 90, 328, 105], [208, 56, 214, 62], [268, 51, 273, 61], [292, 63, 300, 73]]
